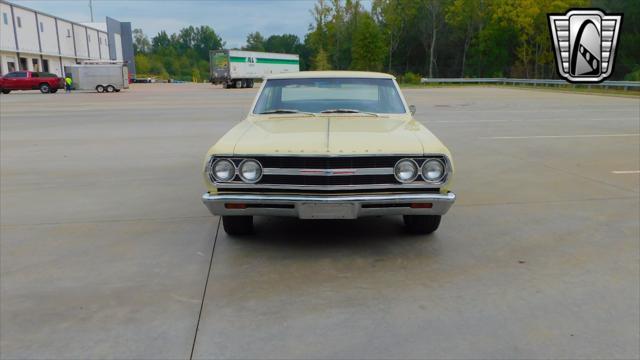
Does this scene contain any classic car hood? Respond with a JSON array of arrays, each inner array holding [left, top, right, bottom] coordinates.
[[222, 115, 448, 155]]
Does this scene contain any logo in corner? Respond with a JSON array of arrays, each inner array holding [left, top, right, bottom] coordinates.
[[548, 9, 623, 83]]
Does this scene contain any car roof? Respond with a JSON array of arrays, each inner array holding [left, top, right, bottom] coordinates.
[[266, 71, 396, 80]]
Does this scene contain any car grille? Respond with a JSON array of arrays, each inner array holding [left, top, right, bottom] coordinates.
[[260, 174, 398, 186], [213, 155, 448, 191], [253, 156, 402, 169]]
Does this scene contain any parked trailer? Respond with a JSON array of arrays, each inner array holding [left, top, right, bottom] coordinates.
[[64, 64, 129, 93], [210, 50, 299, 89]]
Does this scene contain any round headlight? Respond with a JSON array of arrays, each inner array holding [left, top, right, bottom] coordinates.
[[212, 159, 235, 182], [394, 159, 418, 183], [239, 159, 262, 183], [422, 159, 445, 182]]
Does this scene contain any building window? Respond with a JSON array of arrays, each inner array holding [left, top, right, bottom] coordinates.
[[16, 16, 21, 28], [39, 21, 44, 32], [7, 62, 16, 72], [2, 13, 7, 25], [42, 59, 49, 72], [67, 29, 71, 37]]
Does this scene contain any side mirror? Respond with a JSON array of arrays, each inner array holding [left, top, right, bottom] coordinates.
[[409, 105, 416, 116]]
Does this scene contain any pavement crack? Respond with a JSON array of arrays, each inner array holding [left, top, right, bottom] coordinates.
[[190, 217, 221, 360]]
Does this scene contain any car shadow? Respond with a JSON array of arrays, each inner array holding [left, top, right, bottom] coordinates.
[[228, 216, 442, 254], [213, 215, 447, 297]]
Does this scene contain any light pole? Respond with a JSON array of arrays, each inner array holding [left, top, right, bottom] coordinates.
[[89, 0, 94, 22]]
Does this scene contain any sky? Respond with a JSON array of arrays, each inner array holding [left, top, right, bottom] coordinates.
[[12, 0, 350, 49]]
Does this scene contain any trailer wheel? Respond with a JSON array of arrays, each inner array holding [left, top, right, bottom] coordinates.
[[96, 85, 105, 93], [248, 80, 254, 88], [235, 80, 242, 89], [106, 85, 116, 93]]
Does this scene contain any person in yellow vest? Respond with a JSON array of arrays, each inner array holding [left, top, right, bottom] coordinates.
[[64, 75, 73, 93]]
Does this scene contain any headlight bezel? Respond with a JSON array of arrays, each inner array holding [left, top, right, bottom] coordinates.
[[421, 158, 446, 183], [209, 158, 236, 182], [393, 158, 419, 183], [238, 159, 263, 183]]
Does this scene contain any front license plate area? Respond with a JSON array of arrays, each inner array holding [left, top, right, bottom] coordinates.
[[298, 203, 358, 219]]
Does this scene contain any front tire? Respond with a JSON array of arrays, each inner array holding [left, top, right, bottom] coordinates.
[[39, 83, 50, 93], [403, 215, 441, 234], [222, 216, 253, 235]]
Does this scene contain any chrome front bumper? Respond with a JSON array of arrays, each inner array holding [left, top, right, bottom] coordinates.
[[202, 192, 456, 219]]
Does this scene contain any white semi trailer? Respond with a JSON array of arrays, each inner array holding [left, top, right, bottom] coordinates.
[[210, 50, 299, 89], [64, 64, 129, 93]]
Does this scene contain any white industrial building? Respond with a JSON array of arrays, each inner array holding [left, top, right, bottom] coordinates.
[[0, 0, 135, 76]]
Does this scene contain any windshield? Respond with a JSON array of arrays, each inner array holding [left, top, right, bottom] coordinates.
[[253, 78, 407, 114]]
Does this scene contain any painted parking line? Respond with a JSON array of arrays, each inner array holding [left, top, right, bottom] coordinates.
[[481, 133, 640, 140], [612, 170, 640, 174]]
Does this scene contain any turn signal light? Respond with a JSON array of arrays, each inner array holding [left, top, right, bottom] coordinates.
[[225, 203, 247, 209], [410, 203, 433, 209]]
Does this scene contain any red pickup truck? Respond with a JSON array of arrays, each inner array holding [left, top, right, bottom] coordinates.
[[0, 71, 64, 94]]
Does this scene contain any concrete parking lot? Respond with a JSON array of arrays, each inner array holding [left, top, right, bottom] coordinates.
[[1, 84, 638, 359]]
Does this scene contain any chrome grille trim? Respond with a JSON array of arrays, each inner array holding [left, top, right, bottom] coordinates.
[[262, 167, 393, 176], [214, 183, 442, 191]]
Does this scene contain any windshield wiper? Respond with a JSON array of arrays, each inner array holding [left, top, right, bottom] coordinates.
[[320, 109, 380, 117], [259, 109, 316, 116]]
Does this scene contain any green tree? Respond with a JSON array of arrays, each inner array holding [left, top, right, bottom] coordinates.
[[308, 0, 333, 65], [151, 31, 171, 53], [145, 25, 224, 81], [373, 0, 416, 72], [445, 0, 485, 76], [193, 26, 224, 59], [313, 48, 332, 70], [351, 12, 385, 71], [134, 53, 151, 73], [264, 34, 301, 53], [133, 28, 151, 54], [416, 0, 446, 78], [244, 32, 266, 51], [594, 0, 640, 80]]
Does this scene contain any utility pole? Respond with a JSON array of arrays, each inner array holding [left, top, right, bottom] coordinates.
[[89, 0, 94, 22]]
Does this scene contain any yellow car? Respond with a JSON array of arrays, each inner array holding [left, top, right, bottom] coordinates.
[[202, 71, 455, 235]]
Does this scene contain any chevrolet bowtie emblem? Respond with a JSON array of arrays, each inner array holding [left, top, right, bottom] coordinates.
[[548, 9, 623, 83]]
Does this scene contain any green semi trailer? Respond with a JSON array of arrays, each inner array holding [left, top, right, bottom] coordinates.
[[210, 50, 299, 89]]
